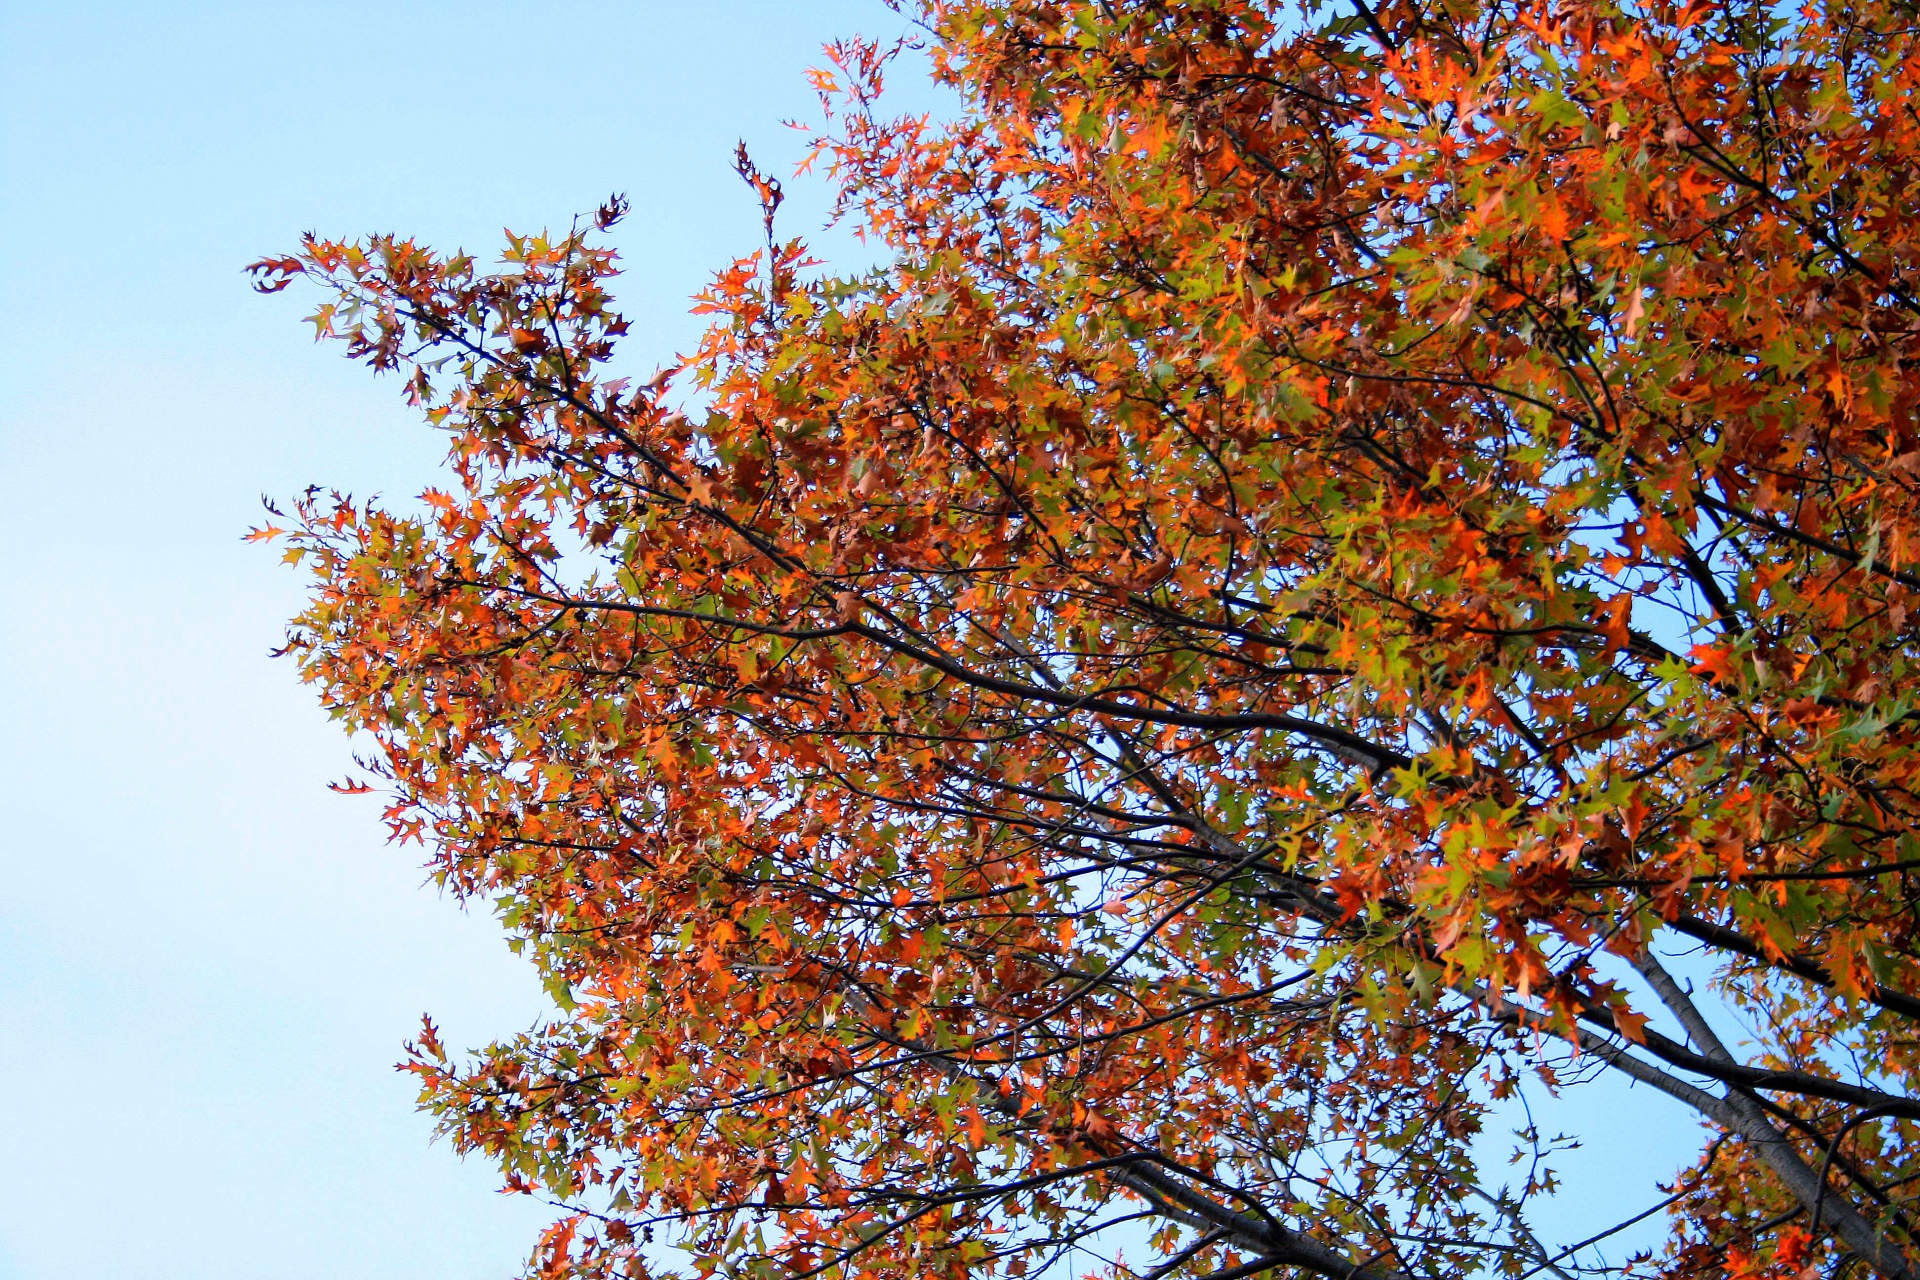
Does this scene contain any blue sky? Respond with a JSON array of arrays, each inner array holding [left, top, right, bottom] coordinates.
[[0, 3, 1707, 1277], [0, 3, 901, 1276]]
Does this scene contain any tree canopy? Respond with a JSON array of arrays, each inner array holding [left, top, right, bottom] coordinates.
[[252, 2, 1920, 1279]]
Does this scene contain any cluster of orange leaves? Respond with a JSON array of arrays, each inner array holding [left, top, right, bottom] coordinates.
[[252, 2, 1919, 1279]]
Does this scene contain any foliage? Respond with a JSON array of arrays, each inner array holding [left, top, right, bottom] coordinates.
[[251, 2, 1920, 1278]]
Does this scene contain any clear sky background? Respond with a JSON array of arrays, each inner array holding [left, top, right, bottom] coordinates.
[[0, 4, 1705, 1278], [0, 3, 901, 1276]]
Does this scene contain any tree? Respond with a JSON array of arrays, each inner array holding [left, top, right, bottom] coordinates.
[[249, 1, 1920, 1278]]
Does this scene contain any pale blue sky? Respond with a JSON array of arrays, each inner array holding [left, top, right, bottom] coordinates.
[[0, 3, 1703, 1277], [0, 3, 899, 1276]]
